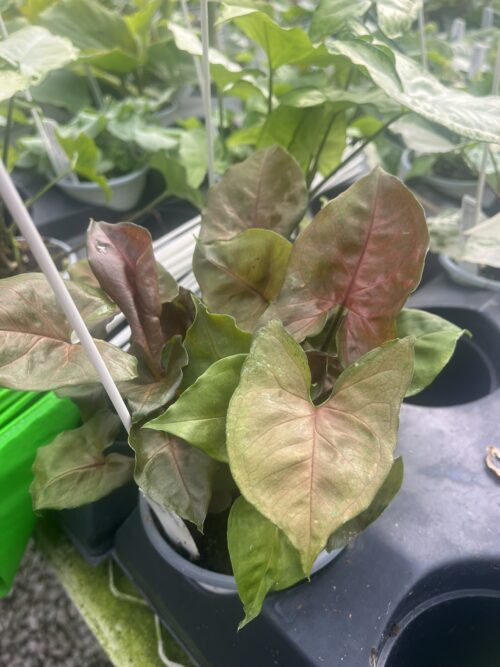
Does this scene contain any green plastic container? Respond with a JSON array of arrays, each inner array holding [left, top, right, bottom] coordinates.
[[0, 388, 80, 596]]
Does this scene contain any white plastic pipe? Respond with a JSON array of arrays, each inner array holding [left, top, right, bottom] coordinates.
[[0, 161, 131, 431], [200, 0, 216, 186], [474, 38, 500, 224], [418, 2, 428, 70]]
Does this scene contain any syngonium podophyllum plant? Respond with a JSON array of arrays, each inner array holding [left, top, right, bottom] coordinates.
[[0, 146, 465, 626]]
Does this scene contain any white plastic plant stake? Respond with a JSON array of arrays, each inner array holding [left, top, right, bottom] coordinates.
[[481, 6, 494, 29], [468, 43, 488, 79], [450, 18, 466, 42], [0, 160, 131, 431], [200, 0, 216, 187], [474, 38, 500, 225], [179, 0, 205, 95], [418, 2, 428, 70]]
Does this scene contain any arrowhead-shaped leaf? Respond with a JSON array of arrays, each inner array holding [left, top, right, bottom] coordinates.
[[181, 297, 251, 389], [227, 321, 413, 573], [121, 336, 188, 422], [376, 0, 422, 38], [146, 354, 247, 462], [257, 106, 347, 178], [87, 221, 164, 376], [327, 456, 404, 550], [396, 309, 466, 396], [0, 274, 137, 390], [194, 229, 292, 332], [217, 7, 326, 69], [199, 146, 307, 243], [0, 26, 78, 79], [329, 40, 500, 143], [228, 496, 305, 628], [267, 169, 428, 365], [130, 427, 217, 529], [31, 411, 132, 510]]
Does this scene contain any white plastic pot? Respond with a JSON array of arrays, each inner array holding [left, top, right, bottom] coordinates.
[[57, 166, 148, 212], [423, 174, 496, 208], [141, 493, 344, 595], [399, 150, 496, 208], [439, 254, 500, 292]]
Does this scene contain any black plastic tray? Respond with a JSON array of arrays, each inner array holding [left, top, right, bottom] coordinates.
[[113, 272, 500, 667]]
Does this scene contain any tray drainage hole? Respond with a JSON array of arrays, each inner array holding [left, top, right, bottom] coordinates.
[[405, 307, 499, 407], [380, 594, 500, 667]]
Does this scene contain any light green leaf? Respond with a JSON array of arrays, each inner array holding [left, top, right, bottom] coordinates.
[[228, 496, 305, 628], [57, 132, 111, 198], [391, 114, 460, 155], [146, 354, 246, 462], [179, 128, 208, 189], [182, 297, 251, 389], [0, 25, 78, 79], [227, 321, 413, 573], [130, 426, 217, 529], [107, 115, 178, 153], [327, 457, 404, 550], [218, 6, 323, 69], [329, 40, 500, 143], [0, 69, 32, 102], [150, 153, 204, 210], [397, 309, 467, 396], [40, 0, 136, 55], [31, 70, 91, 114], [194, 229, 292, 332], [200, 146, 307, 243], [310, 0, 371, 41], [376, 0, 422, 38], [31, 411, 132, 510], [0, 273, 137, 390], [257, 104, 347, 177]]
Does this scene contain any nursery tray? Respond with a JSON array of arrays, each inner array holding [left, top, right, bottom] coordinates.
[[114, 273, 500, 667]]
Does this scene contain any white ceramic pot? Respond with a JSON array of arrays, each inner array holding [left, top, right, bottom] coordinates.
[[57, 166, 148, 212], [141, 493, 344, 595]]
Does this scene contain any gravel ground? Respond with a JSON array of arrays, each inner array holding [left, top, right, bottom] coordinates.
[[0, 542, 112, 667]]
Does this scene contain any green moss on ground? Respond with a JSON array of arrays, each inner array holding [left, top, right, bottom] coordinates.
[[35, 517, 193, 667]]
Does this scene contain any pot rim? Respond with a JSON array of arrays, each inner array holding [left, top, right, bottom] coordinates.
[[439, 254, 500, 292], [58, 165, 148, 190], [139, 493, 343, 592]]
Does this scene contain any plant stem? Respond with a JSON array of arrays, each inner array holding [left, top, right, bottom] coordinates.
[[129, 189, 171, 222], [217, 88, 227, 156], [309, 111, 407, 199], [2, 96, 15, 167], [23, 169, 72, 210], [267, 66, 274, 116], [306, 111, 340, 188], [320, 306, 346, 353]]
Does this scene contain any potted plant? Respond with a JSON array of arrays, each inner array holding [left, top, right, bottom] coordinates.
[[0, 24, 80, 275], [0, 146, 465, 621]]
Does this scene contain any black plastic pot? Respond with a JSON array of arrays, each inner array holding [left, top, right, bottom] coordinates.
[[113, 272, 500, 667], [57, 441, 138, 564]]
